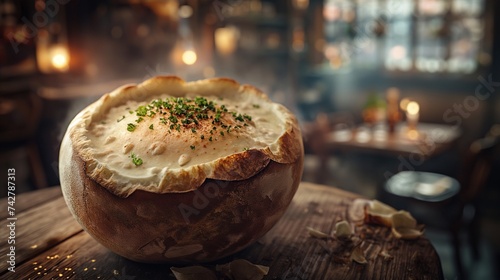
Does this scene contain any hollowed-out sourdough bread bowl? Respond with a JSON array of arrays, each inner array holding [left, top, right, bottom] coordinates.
[[59, 76, 304, 263]]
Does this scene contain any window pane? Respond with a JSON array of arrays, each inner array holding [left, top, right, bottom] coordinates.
[[416, 18, 447, 72], [386, 19, 412, 38], [448, 18, 482, 73], [452, 0, 484, 16], [385, 18, 413, 71], [320, 0, 486, 73], [385, 39, 412, 71], [323, 0, 357, 68], [418, 0, 449, 16], [385, 0, 414, 18], [356, 0, 380, 19]]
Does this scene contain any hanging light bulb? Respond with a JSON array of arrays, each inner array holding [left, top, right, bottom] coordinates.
[[182, 50, 197, 65]]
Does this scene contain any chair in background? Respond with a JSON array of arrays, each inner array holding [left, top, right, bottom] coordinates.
[[309, 112, 356, 183], [381, 125, 500, 280]]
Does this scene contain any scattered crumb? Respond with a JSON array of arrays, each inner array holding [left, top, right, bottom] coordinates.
[[306, 226, 331, 239], [351, 246, 367, 264], [379, 250, 393, 261]]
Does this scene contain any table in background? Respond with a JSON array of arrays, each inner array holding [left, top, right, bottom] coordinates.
[[0, 182, 443, 279], [326, 123, 462, 158]]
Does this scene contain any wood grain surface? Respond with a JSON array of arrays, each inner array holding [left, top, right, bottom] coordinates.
[[0, 183, 443, 280]]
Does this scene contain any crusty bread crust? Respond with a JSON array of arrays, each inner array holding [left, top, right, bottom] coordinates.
[[59, 76, 304, 263], [60, 134, 303, 262], [66, 76, 303, 197]]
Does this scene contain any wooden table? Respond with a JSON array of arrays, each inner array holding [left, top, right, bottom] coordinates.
[[326, 123, 461, 158], [1, 182, 443, 280]]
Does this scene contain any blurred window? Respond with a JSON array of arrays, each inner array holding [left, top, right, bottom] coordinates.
[[322, 0, 487, 73]]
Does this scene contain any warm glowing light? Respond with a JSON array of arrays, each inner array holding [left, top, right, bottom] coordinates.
[[215, 26, 239, 55], [400, 98, 410, 111], [182, 50, 197, 65], [406, 101, 420, 130], [389, 45, 407, 60], [51, 54, 68, 69], [49, 46, 69, 71], [407, 129, 419, 140], [292, 0, 309, 10], [323, 4, 341, 21], [406, 101, 420, 115], [178, 5, 193, 18]]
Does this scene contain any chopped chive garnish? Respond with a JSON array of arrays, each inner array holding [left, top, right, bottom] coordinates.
[[136, 106, 148, 117], [125, 96, 253, 136], [130, 153, 143, 166], [127, 123, 136, 132]]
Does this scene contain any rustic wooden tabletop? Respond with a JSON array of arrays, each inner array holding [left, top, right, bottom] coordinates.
[[0, 182, 443, 280]]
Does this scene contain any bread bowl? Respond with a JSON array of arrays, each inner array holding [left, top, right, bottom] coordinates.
[[59, 76, 304, 263]]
